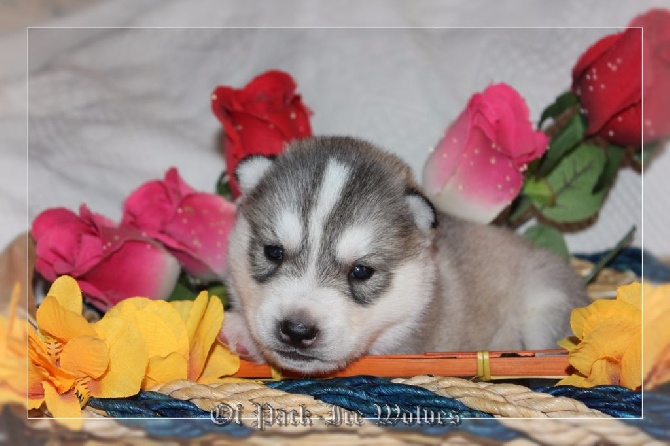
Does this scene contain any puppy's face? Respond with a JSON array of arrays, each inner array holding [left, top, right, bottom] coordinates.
[[227, 137, 436, 373]]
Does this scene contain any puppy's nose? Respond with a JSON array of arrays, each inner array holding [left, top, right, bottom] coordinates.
[[278, 319, 318, 347]]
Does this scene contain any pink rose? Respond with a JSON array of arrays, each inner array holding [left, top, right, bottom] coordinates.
[[32, 205, 181, 311], [629, 8, 670, 143], [422, 83, 548, 223], [121, 167, 236, 280]]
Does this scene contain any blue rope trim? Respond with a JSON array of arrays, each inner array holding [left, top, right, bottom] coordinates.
[[266, 375, 491, 419], [576, 246, 670, 282], [85, 378, 670, 441], [623, 389, 670, 440], [535, 385, 641, 418], [87, 392, 252, 438]]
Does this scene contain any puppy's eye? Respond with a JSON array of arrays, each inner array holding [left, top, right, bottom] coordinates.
[[350, 264, 374, 281], [264, 244, 284, 262]]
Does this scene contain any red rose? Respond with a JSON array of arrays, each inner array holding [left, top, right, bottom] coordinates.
[[422, 83, 548, 223], [572, 27, 642, 147], [629, 8, 670, 143], [32, 205, 181, 311], [121, 168, 236, 281], [211, 70, 312, 198]]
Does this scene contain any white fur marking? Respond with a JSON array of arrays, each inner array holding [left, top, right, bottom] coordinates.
[[307, 160, 351, 273], [336, 226, 373, 261], [275, 209, 302, 251], [236, 157, 274, 194], [406, 194, 434, 233]]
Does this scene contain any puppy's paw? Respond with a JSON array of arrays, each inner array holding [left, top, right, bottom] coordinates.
[[219, 311, 263, 362]]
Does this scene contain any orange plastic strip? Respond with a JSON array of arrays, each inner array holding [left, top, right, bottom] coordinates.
[[233, 349, 570, 379]]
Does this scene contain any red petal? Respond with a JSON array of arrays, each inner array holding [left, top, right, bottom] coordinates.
[[574, 28, 642, 141], [598, 102, 642, 147], [211, 71, 312, 198], [630, 8, 670, 142], [572, 33, 624, 81]]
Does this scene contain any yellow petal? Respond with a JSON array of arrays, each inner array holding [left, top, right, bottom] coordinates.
[[27, 362, 45, 408], [620, 332, 642, 389], [616, 282, 642, 309], [47, 275, 83, 315], [567, 313, 640, 383], [569, 303, 595, 340], [92, 317, 148, 398], [197, 342, 240, 384], [28, 329, 76, 393], [557, 336, 580, 351], [143, 352, 188, 389], [59, 336, 109, 379], [36, 295, 96, 343], [568, 340, 599, 376], [104, 298, 189, 359], [580, 301, 639, 343], [643, 283, 670, 388], [556, 373, 590, 387], [186, 293, 224, 381], [42, 382, 83, 429], [170, 299, 194, 326], [645, 344, 670, 389], [588, 358, 621, 386]]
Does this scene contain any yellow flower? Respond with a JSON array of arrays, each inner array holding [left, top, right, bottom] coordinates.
[[644, 283, 670, 389], [102, 291, 240, 389], [0, 283, 29, 407], [28, 276, 148, 428], [557, 282, 641, 390]]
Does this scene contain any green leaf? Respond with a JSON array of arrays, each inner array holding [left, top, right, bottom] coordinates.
[[522, 177, 555, 207], [538, 91, 580, 129], [166, 274, 199, 302], [207, 284, 230, 310], [505, 195, 533, 227], [592, 144, 626, 194], [582, 226, 636, 285], [166, 273, 229, 309], [535, 143, 607, 223], [522, 224, 570, 260], [536, 112, 587, 177], [216, 170, 233, 201]]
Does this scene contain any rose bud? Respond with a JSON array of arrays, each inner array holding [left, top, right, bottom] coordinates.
[[422, 83, 548, 224], [211, 70, 312, 198], [32, 205, 180, 311], [629, 8, 670, 144], [572, 27, 642, 147], [121, 167, 236, 281]]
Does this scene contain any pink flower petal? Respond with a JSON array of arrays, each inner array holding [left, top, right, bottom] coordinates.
[[121, 181, 174, 232], [32, 205, 181, 311], [78, 239, 181, 311], [121, 168, 237, 280], [162, 193, 236, 279], [423, 111, 471, 195], [423, 83, 546, 223]]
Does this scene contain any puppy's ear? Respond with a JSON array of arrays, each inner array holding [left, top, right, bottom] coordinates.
[[405, 188, 437, 234], [235, 155, 275, 195]]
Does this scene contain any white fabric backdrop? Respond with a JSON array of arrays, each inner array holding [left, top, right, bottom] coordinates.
[[1, 0, 668, 260]]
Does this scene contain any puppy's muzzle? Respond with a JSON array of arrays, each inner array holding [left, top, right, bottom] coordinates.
[[278, 317, 319, 348]]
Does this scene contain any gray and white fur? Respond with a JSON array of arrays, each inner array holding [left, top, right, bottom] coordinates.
[[222, 136, 587, 374]]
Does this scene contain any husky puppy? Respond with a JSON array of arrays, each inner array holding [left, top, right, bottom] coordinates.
[[222, 136, 587, 374]]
